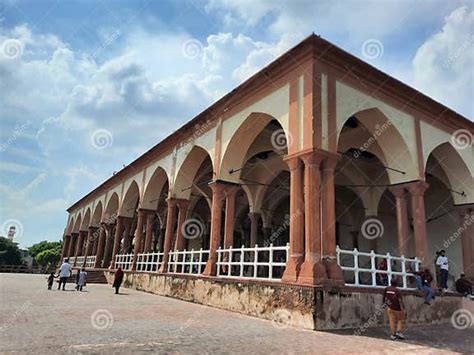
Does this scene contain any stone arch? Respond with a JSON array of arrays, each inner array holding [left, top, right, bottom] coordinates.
[[91, 201, 103, 228], [66, 217, 75, 235], [142, 167, 169, 210], [337, 108, 418, 184], [80, 208, 91, 230], [173, 145, 213, 200], [219, 112, 289, 182], [119, 181, 140, 218], [72, 214, 82, 233], [425, 142, 474, 205], [103, 192, 119, 221]]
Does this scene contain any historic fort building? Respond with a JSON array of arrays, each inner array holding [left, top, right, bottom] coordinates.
[[59, 35, 473, 329]]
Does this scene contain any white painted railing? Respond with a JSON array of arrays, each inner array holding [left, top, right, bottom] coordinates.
[[68, 256, 76, 265], [216, 243, 289, 281], [75, 256, 85, 266], [336, 246, 420, 289], [167, 249, 209, 274], [115, 253, 134, 270], [136, 252, 164, 272], [84, 256, 96, 268]]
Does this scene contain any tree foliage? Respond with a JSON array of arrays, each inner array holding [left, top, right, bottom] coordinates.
[[0, 237, 23, 265], [28, 240, 62, 258], [35, 248, 61, 267]]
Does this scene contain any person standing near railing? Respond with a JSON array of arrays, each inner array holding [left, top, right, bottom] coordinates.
[[436, 250, 449, 292], [383, 277, 406, 340]]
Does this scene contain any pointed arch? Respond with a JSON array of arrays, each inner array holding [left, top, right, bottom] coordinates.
[[173, 145, 213, 199], [219, 113, 289, 182], [142, 167, 169, 210], [72, 214, 82, 233], [91, 201, 103, 227], [120, 181, 140, 218], [80, 208, 91, 230], [425, 142, 474, 205], [66, 217, 75, 235], [103, 192, 119, 221], [337, 108, 418, 184]]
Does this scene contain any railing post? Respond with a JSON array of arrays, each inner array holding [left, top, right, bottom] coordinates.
[[370, 250, 376, 287], [228, 246, 233, 276], [269, 244, 273, 280], [240, 246, 244, 278], [253, 244, 258, 279], [354, 248, 359, 286], [386, 253, 392, 285], [198, 248, 203, 274], [217, 247, 221, 276], [401, 256, 407, 288]]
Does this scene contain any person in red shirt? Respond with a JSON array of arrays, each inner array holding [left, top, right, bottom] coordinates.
[[383, 277, 406, 340]]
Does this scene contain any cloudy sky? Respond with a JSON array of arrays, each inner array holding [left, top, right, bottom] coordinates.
[[0, 0, 472, 248]]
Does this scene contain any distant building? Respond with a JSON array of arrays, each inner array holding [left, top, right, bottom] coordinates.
[[7, 226, 16, 241]]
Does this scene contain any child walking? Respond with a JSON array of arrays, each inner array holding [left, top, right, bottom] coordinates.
[[77, 268, 87, 291], [47, 272, 56, 290]]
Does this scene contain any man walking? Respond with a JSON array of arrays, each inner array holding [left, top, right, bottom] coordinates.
[[58, 259, 72, 291], [383, 277, 406, 340], [436, 250, 449, 292]]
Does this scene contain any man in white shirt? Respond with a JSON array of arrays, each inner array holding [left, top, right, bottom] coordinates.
[[58, 259, 72, 290], [436, 250, 449, 291]]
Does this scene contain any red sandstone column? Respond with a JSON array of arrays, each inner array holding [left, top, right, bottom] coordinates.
[[92, 232, 98, 255], [321, 155, 344, 284], [102, 223, 115, 268], [203, 182, 225, 276], [143, 213, 156, 252], [459, 208, 474, 279], [83, 226, 98, 267], [389, 185, 410, 256], [74, 231, 87, 266], [158, 198, 178, 273], [131, 210, 147, 271], [122, 219, 132, 253], [407, 182, 430, 265], [223, 187, 238, 249], [68, 233, 77, 258], [282, 156, 304, 283], [248, 212, 260, 247], [94, 225, 106, 268], [175, 200, 190, 251], [298, 152, 327, 285], [109, 216, 125, 269]]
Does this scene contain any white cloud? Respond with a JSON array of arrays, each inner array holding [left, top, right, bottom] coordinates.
[[411, 6, 473, 117]]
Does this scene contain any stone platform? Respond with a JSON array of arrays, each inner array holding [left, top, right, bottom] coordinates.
[[104, 271, 473, 330]]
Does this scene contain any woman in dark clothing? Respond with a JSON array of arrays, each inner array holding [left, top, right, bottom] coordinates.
[[113, 267, 124, 294]]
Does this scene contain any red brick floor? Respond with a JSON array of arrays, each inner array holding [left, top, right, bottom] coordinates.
[[0, 273, 472, 354]]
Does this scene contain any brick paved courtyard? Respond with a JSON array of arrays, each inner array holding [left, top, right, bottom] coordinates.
[[0, 273, 472, 354]]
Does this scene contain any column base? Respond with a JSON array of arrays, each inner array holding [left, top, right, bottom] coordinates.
[[281, 257, 303, 283], [202, 259, 217, 276], [324, 258, 345, 286], [297, 260, 327, 285]]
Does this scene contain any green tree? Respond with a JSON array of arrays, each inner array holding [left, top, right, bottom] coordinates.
[[35, 248, 61, 267], [0, 237, 23, 265], [28, 240, 62, 258]]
